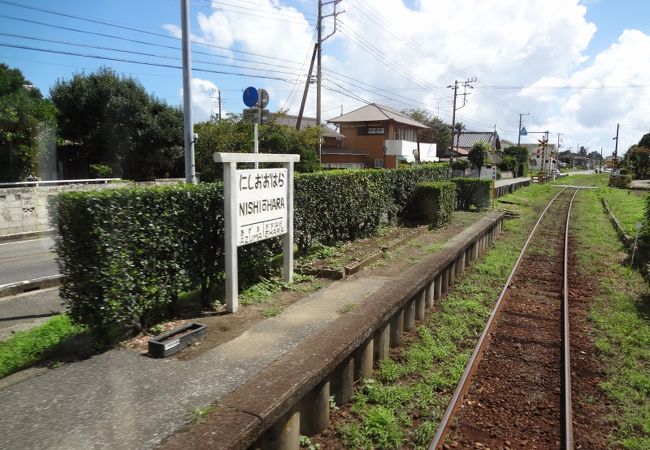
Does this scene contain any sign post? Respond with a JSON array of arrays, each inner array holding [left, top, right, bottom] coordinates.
[[214, 152, 300, 313]]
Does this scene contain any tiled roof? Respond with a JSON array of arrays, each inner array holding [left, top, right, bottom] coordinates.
[[268, 113, 343, 138], [455, 131, 501, 150], [327, 103, 428, 129]]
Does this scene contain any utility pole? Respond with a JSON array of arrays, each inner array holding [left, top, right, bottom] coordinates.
[[517, 112, 529, 146], [613, 123, 620, 166], [447, 77, 477, 172], [449, 81, 458, 168], [316, 0, 343, 162], [296, 43, 318, 130], [181, 0, 196, 184], [218, 89, 221, 122]]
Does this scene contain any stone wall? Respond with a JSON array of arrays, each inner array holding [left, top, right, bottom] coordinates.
[[0, 179, 184, 236]]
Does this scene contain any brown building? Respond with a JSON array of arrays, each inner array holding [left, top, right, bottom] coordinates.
[[325, 103, 434, 169]]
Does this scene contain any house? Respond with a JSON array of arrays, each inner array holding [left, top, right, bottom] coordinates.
[[326, 103, 437, 169], [452, 131, 504, 168]]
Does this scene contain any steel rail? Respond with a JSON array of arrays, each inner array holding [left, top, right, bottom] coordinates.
[[429, 187, 570, 450], [563, 187, 580, 449]]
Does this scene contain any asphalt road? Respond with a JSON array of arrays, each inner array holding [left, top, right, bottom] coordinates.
[[0, 287, 65, 341], [0, 237, 58, 286]]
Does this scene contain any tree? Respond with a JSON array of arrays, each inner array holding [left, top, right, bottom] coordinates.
[[50, 67, 183, 180], [403, 109, 451, 157], [638, 133, 650, 148], [503, 146, 529, 177], [194, 116, 321, 182], [468, 142, 490, 172], [578, 145, 588, 156], [624, 145, 650, 179], [0, 64, 56, 182]]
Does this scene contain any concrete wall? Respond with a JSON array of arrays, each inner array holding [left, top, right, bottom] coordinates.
[[0, 180, 184, 237]]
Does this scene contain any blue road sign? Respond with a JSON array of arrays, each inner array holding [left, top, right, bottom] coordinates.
[[243, 87, 259, 107]]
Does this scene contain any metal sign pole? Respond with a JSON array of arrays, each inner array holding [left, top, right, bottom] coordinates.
[[223, 161, 238, 312]]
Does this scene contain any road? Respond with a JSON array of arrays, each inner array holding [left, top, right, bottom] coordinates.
[[0, 237, 58, 286], [0, 287, 64, 341]]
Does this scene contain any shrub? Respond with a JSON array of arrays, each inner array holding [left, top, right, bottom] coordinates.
[[451, 159, 469, 171], [54, 164, 450, 332], [409, 181, 456, 227], [452, 177, 493, 210], [89, 163, 113, 179], [608, 174, 631, 189]]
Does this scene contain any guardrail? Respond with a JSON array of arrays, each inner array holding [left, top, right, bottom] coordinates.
[[0, 178, 122, 188]]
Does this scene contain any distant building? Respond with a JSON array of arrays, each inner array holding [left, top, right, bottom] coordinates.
[[326, 103, 437, 169]]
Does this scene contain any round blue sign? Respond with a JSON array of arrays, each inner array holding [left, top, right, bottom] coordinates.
[[243, 86, 258, 107]]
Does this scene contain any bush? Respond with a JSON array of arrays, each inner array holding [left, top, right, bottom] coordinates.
[[295, 164, 449, 252], [452, 177, 493, 210], [451, 159, 469, 171], [54, 164, 450, 332], [89, 163, 113, 178], [409, 181, 456, 227], [609, 174, 631, 189]]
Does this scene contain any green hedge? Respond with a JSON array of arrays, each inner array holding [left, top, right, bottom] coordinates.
[[452, 178, 493, 210], [608, 174, 631, 189], [54, 164, 449, 331], [410, 181, 456, 227]]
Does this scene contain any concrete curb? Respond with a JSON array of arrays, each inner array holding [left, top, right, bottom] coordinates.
[[601, 197, 633, 249], [0, 229, 55, 243], [0, 275, 62, 298]]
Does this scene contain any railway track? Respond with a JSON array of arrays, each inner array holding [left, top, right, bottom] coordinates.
[[430, 187, 580, 450]]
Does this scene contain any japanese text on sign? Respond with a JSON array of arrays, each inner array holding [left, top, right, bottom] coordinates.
[[236, 168, 288, 246]]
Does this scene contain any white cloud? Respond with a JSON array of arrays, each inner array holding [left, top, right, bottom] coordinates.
[[178, 78, 222, 122], [180, 0, 649, 154]]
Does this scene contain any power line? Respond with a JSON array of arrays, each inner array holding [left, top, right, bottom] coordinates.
[[0, 31, 307, 78], [0, 43, 298, 83]]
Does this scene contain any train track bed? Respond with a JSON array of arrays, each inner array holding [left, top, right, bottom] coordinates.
[[442, 188, 611, 449]]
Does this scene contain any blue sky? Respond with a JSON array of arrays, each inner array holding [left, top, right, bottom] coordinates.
[[1, 0, 649, 155]]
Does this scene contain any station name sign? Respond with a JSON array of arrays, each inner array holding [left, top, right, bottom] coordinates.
[[236, 168, 288, 246]]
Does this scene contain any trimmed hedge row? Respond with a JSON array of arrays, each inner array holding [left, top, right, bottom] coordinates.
[[53, 164, 449, 331], [294, 164, 449, 251], [410, 181, 457, 227], [608, 174, 631, 189], [452, 177, 493, 210]]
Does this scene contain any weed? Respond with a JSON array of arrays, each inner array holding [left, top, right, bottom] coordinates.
[[261, 306, 281, 318], [299, 435, 321, 449], [149, 323, 165, 335], [338, 303, 356, 314], [0, 314, 86, 379], [192, 405, 216, 422]]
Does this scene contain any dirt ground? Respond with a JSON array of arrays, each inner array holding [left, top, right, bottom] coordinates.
[[125, 211, 489, 360]]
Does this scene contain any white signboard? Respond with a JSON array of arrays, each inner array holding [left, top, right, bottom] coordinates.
[[236, 168, 288, 246]]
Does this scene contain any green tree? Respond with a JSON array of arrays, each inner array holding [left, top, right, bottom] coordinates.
[[0, 64, 56, 182], [50, 67, 183, 180], [638, 133, 650, 148], [503, 146, 529, 177], [403, 109, 451, 157], [468, 141, 489, 172], [624, 145, 650, 179], [194, 116, 321, 182]]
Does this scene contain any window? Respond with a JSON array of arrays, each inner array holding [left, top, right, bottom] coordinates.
[[374, 159, 383, 168], [395, 127, 417, 142], [358, 127, 385, 136]]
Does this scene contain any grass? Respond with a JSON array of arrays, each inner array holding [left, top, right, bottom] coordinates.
[[261, 306, 281, 318], [239, 273, 318, 306], [330, 182, 561, 449], [0, 314, 86, 379], [192, 405, 216, 422], [572, 188, 650, 449]]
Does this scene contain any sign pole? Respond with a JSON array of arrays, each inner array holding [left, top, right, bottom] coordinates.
[[223, 161, 238, 313], [254, 122, 259, 170], [283, 160, 294, 283]]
